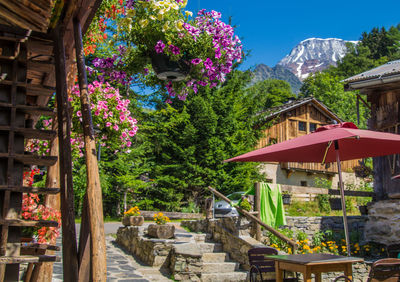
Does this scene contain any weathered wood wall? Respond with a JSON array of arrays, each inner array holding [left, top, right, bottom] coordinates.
[[257, 103, 359, 174], [367, 87, 400, 200]]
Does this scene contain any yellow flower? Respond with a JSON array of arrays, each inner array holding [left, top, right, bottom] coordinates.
[[149, 15, 156, 21], [162, 22, 169, 32], [157, 12, 164, 21], [185, 11, 193, 17], [139, 19, 149, 28], [176, 20, 184, 31]]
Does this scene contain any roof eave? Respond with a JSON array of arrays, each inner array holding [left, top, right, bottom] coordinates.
[[344, 73, 400, 91]]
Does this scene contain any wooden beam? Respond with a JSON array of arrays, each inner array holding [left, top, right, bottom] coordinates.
[[53, 26, 79, 282], [254, 183, 261, 241], [74, 18, 107, 282]]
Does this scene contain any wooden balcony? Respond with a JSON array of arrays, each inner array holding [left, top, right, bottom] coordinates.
[[280, 159, 359, 175]]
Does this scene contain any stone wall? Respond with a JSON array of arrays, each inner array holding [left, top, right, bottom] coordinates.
[[365, 200, 400, 245], [282, 216, 368, 239], [181, 218, 265, 270], [116, 226, 173, 268]]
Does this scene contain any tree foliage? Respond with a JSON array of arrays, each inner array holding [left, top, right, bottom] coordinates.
[[136, 70, 266, 210]]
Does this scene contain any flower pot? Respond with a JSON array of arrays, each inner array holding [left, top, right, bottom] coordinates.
[[282, 194, 291, 205], [358, 205, 368, 215], [329, 198, 342, 210], [151, 53, 190, 82], [122, 215, 144, 226], [147, 224, 175, 239]]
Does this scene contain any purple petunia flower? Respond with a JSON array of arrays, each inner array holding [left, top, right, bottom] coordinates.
[[169, 44, 180, 55], [155, 40, 165, 54], [191, 58, 202, 65], [204, 58, 213, 70]]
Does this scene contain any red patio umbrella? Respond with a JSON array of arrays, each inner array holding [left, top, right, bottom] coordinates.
[[225, 122, 400, 255]]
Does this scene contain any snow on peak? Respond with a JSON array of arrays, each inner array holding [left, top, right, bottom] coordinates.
[[278, 38, 357, 80]]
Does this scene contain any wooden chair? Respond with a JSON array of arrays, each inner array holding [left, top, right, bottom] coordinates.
[[333, 258, 400, 282], [248, 247, 298, 282]]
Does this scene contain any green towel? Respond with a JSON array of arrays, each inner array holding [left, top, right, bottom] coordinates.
[[238, 183, 286, 228]]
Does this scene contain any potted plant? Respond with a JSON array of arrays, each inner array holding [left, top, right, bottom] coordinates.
[[282, 191, 292, 205], [147, 212, 175, 239], [122, 206, 144, 226], [116, 0, 242, 100]]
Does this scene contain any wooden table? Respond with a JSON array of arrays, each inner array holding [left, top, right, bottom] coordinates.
[[266, 253, 363, 282]]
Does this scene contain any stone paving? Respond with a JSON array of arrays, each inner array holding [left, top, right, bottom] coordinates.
[[52, 236, 171, 281]]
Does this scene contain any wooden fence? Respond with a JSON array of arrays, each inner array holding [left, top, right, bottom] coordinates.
[[278, 184, 375, 202]]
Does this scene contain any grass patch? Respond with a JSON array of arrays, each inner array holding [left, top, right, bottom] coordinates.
[[286, 200, 361, 217]]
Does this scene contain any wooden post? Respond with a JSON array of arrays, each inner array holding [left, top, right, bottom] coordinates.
[[207, 186, 298, 252], [254, 183, 262, 241], [73, 18, 107, 281], [53, 26, 79, 282]]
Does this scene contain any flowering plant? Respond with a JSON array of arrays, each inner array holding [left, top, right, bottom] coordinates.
[[69, 81, 138, 157], [117, 0, 242, 100], [152, 212, 170, 225], [124, 206, 141, 216], [27, 82, 138, 159], [21, 169, 61, 244]]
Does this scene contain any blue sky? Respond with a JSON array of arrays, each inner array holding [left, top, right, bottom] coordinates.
[[186, 0, 400, 70]]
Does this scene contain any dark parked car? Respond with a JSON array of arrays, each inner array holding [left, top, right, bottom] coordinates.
[[214, 192, 244, 217]]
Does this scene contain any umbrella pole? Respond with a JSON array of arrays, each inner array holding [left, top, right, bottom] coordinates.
[[335, 140, 351, 256]]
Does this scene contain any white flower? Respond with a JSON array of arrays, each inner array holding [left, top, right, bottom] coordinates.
[[185, 11, 193, 17]]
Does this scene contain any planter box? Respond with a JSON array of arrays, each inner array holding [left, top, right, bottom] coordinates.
[[122, 216, 144, 226], [147, 224, 175, 239]]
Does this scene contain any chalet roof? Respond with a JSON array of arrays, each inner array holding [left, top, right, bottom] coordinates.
[[260, 97, 342, 123], [343, 60, 400, 90]]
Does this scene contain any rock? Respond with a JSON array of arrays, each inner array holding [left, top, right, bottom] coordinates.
[[147, 224, 175, 239], [122, 216, 144, 226]]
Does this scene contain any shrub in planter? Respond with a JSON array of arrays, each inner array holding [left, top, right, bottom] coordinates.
[[148, 212, 174, 239], [122, 206, 144, 226]]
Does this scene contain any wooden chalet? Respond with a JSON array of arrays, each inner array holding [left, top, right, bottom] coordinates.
[[0, 0, 106, 281], [344, 59, 400, 200], [257, 97, 359, 179]]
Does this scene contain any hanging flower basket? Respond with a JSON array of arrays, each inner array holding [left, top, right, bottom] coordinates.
[[151, 53, 190, 82], [122, 216, 144, 226], [147, 224, 175, 239]]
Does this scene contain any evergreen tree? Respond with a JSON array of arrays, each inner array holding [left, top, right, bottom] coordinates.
[[136, 71, 266, 210]]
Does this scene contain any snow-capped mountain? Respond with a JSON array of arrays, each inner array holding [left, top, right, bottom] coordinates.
[[278, 38, 357, 80]]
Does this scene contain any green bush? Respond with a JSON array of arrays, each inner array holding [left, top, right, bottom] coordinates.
[[239, 198, 252, 211], [317, 194, 331, 213], [181, 202, 200, 213]]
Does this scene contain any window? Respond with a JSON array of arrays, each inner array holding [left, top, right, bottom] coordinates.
[[298, 121, 306, 132], [309, 123, 317, 132], [300, 181, 307, 187]]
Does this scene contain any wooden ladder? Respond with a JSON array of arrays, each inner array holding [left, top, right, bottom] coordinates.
[[0, 32, 60, 281]]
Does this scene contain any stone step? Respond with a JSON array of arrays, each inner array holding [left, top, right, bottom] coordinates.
[[202, 262, 239, 273], [198, 242, 222, 253], [201, 271, 248, 282], [192, 233, 212, 243], [202, 252, 229, 263]]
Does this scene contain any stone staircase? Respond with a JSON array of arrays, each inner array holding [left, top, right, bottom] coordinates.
[[172, 232, 247, 282]]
